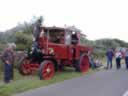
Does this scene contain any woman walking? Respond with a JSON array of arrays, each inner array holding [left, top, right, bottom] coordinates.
[[115, 50, 122, 69]]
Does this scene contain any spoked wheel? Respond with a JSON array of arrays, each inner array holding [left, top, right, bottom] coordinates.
[[18, 57, 31, 75], [74, 54, 89, 73], [39, 60, 55, 80]]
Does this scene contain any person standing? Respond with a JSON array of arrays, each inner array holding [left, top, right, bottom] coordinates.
[[32, 17, 43, 42], [124, 49, 128, 70], [106, 48, 114, 69], [32, 17, 44, 54], [115, 50, 122, 69], [1, 44, 15, 83]]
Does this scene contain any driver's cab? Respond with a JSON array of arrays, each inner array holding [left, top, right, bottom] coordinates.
[[40, 26, 80, 45]]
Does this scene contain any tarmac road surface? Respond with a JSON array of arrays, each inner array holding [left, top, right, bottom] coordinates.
[[15, 66, 128, 96]]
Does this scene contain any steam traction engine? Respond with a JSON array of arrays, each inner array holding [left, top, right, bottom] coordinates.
[[18, 26, 92, 80]]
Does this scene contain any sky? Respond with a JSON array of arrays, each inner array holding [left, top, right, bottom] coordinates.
[[0, 0, 128, 41]]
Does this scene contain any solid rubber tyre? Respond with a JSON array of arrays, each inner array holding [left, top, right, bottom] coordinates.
[[74, 54, 89, 73], [18, 57, 31, 75], [39, 60, 55, 80]]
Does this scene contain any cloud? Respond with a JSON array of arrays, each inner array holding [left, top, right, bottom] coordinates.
[[0, 0, 128, 41]]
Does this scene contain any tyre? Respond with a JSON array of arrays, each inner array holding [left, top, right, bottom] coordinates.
[[18, 57, 31, 75], [74, 54, 89, 73], [39, 60, 55, 80]]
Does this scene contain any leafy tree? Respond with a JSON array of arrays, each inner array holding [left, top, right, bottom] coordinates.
[[14, 32, 32, 50]]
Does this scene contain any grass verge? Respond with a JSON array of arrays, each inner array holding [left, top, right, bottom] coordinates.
[[0, 68, 98, 96]]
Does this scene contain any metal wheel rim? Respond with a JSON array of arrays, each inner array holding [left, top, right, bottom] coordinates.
[[42, 62, 55, 80], [21, 59, 31, 75]]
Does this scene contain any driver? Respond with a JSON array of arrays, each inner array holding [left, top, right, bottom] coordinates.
[[71, 31, 78, 44]]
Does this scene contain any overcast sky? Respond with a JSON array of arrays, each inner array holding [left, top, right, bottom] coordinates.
[[0, 0, 128, 41]]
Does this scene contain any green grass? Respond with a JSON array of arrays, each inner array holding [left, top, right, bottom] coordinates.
[[0, 68, 97, 96]]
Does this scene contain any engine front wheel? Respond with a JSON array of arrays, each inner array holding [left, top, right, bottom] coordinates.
[[39, 60, 55, 80]]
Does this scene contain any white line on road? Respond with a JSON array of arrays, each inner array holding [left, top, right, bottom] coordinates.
[[123, 91, 128, 96]]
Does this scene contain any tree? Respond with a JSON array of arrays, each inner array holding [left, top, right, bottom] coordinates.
[[14, 32, 32, 50]]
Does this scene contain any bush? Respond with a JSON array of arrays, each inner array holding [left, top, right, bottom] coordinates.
[[16, 44, 27, 51], [93, 50, 106, 59], [14, 32, 32, 51], [0, 44, 6, 51]]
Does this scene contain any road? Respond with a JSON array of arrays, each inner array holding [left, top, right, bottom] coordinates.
[[15, 66, 128, 96]]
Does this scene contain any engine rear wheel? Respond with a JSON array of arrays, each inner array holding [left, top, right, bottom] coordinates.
[[39, 60, 55, 80], [74, 54, 89, 73], [18, 57, 31, 75]]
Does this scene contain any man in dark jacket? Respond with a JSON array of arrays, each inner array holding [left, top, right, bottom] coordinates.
[[106, 48, 114, 69], [32, 17, 43, 55], [1, 44, 15, 83]]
